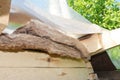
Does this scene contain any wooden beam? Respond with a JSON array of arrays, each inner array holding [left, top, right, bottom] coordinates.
[[0, 50, 95, 80], [0, 68, 94, 80], [0, 0, 11, 33], [94, 29, 120, 55], [79, 34, 102, 56], [79, 28, 120, 56], [9, 13, 31, 25], [0, 51, 89, 68]]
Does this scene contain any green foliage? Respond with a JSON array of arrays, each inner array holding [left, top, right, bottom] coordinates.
[[67, 0, 120, 30], [107, 46, 120, 59], [107, 46, 120, 69]]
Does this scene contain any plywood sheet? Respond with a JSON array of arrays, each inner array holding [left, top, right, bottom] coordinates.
[[0, 68, 93, 80], [0, 51, 88, 68], [79, 34, 103, 57], [0, 50, 94, 80]]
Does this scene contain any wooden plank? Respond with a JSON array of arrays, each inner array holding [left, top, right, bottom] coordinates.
[[0, 0, 11, 33], [0, 50, 95, 80], [0, 51, 87, 68], [79, 34, 102, 56], [0, 68, 93, 80], [94, 29, 120, 55], [79, 29, 120, 56], [9, 13, 31, 25]]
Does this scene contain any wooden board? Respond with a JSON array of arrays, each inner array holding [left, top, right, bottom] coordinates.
[[79, 34, 102, 56], [0, 50, 96, 80], [9, 13, 31, 25], [0, 50, 89, 68], [0, 0, 11, 33], [79, 28, 120, 57], [0, 68, 93, 80]]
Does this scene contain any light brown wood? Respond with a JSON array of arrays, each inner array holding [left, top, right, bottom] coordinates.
[[0, 50, 94, 80], [78, 28, 120, 57], [0, 0, 11, 33], [79, 34, 103, 56], [0, 51, 87, 68], [91, 29, 120, 55], [9, 13, 31, 25], [0, 68, 93, 80]]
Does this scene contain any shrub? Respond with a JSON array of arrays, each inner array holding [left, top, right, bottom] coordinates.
[[67, 0, 120, 30]]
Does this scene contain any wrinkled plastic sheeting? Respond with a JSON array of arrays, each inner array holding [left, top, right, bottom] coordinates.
[[107, 48, 120, 70], [11, 0, 102, 38]]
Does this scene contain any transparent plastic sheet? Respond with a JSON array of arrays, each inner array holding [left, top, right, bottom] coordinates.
[[107, 47, 120, 70], [6, 0, 102, 38]]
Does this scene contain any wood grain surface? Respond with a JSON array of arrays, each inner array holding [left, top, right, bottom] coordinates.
[[0, 0, 11, 33], [0, 50, 94, 80]]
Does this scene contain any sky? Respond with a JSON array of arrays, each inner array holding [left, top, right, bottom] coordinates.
[[116, 0, 120, 2]]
